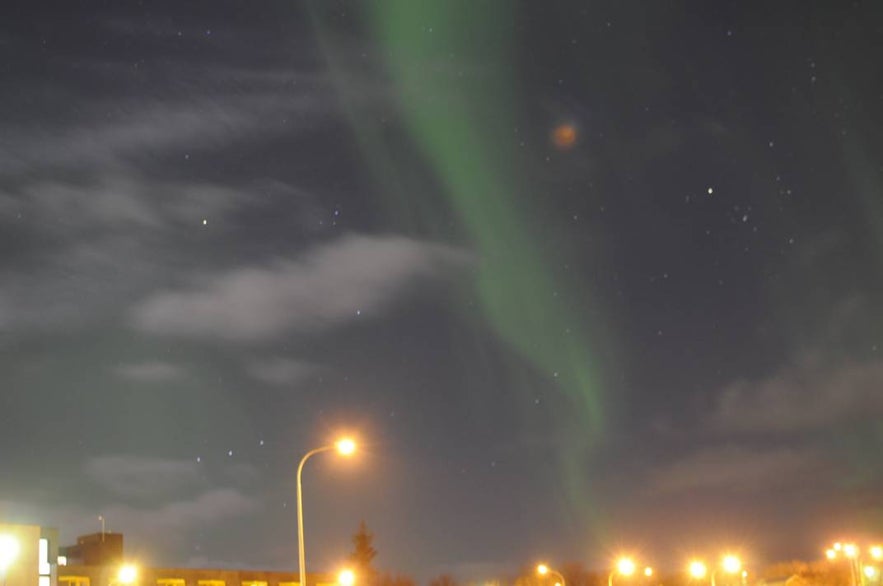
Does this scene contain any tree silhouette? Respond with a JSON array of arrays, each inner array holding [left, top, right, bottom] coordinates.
[[349, 520, 378, 583]]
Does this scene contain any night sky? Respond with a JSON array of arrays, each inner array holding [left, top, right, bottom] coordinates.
[[2, 0, 883, 582]]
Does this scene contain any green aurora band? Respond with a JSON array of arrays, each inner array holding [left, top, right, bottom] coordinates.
[[311, 1, 611, 528]]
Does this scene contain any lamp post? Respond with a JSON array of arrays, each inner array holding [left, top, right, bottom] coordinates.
[[711, 556, 741, 586], [689, 561, 708, 582], [826, 542, 861, 586], [338, 569, 356, 586], [537, 564, 566, 586], [0, 535, 20, 586], [112, 564, 138, 586], [610, 558, 637, 586], [297, 437, 357, 586]]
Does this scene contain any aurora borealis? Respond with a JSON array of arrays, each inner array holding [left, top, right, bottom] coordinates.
[[2, 0, 883, 581]]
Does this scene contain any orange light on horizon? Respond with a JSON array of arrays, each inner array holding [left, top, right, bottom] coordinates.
[[617, 558, 637, 577], [689, 561, 708, 580]]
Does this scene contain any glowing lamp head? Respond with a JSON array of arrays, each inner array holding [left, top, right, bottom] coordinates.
[[844, 544, 858, 559], [117, 564, 138, 585], [871, 546, 883, 561], [0, 535, 20, 572], [689, 561, 708, 579], [864, 566, 878, 580], [617, 558, 636, 577], [644, 567, 654, 578], [537, 565, 550, 576], [834, 543, 843, 552], [338, 569, 356, 586], [335, 438, 356, 456], [826, 549, 837, 560], [722, 556, 741, 574]]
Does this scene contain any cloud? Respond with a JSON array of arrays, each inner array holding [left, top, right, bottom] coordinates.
[[647, 444, 830, 494], [0, 488, 259, 550], [113, 361, 184, 382], [246, 358, 315, 386], [132, 234, 470, 341], [85, 455, 206, 500], [0, 93, 323, 176], [709, 357, 883, 434]]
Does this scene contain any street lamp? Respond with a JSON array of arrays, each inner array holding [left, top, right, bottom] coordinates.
[[297, 437, 358, 586], [338, 569, 356, 586], [0, 535, 20, 586], [825, 542, 860, 586], [609, 557, 637, 586], [712, 556, 741, 586], [871, 547, 883, 562], [537, 564, 566, 586], [689, 561, 708, 581], [116, 564, 138, 585], [644, 568, 654, 578]]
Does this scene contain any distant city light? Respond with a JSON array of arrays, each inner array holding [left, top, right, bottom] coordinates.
[[0, 535, 20, 573], [689, 561, 708, 579], [722, 555, 742, 574], [338, 569, 356, 586], [617, 558, 636, 577], [117, 564, 138, 585]]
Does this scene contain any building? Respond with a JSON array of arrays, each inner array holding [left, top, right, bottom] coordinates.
[[0, 523, 60, 586], [56, 532, 334, 586], [59, 533, 123, 567], [57, 565, 335, 586], [0, 523, 334, 586]]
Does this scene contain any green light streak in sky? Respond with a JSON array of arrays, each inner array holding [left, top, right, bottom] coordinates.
[[313, 1, 609, 524]]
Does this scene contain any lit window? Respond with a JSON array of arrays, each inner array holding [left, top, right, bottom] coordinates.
[[39, 539, 50, 575], [59, 575, 91, 586], [158, 579, 186, 586], [58, 556, 68, 567]]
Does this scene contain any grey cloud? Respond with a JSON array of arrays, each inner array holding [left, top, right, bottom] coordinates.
[[85, 455, 207, 500], [647, 445, 830, 494], [0, 93, 321, 176], [0, 488, 259, 551], [246, 358, 315, 387], [113, 361, 184, 383], [710, 357, 883, 434], [132, 234, 471, 341]]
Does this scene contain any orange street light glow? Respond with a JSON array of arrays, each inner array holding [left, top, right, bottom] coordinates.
[[844, 544, 858, 559], [538, 565, 550, 576], [644, 568, 654, 578], [0, 535, 20, 573], [335, 438, 356, 456], [617, 558, 637, 577], [689, 561, 708, 579], [871, 546, 883, 561], [118, 564, 138, 585], [826, 550, 837, 560], [722, 556, 741, 574], [338, 569, 356, 586]]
